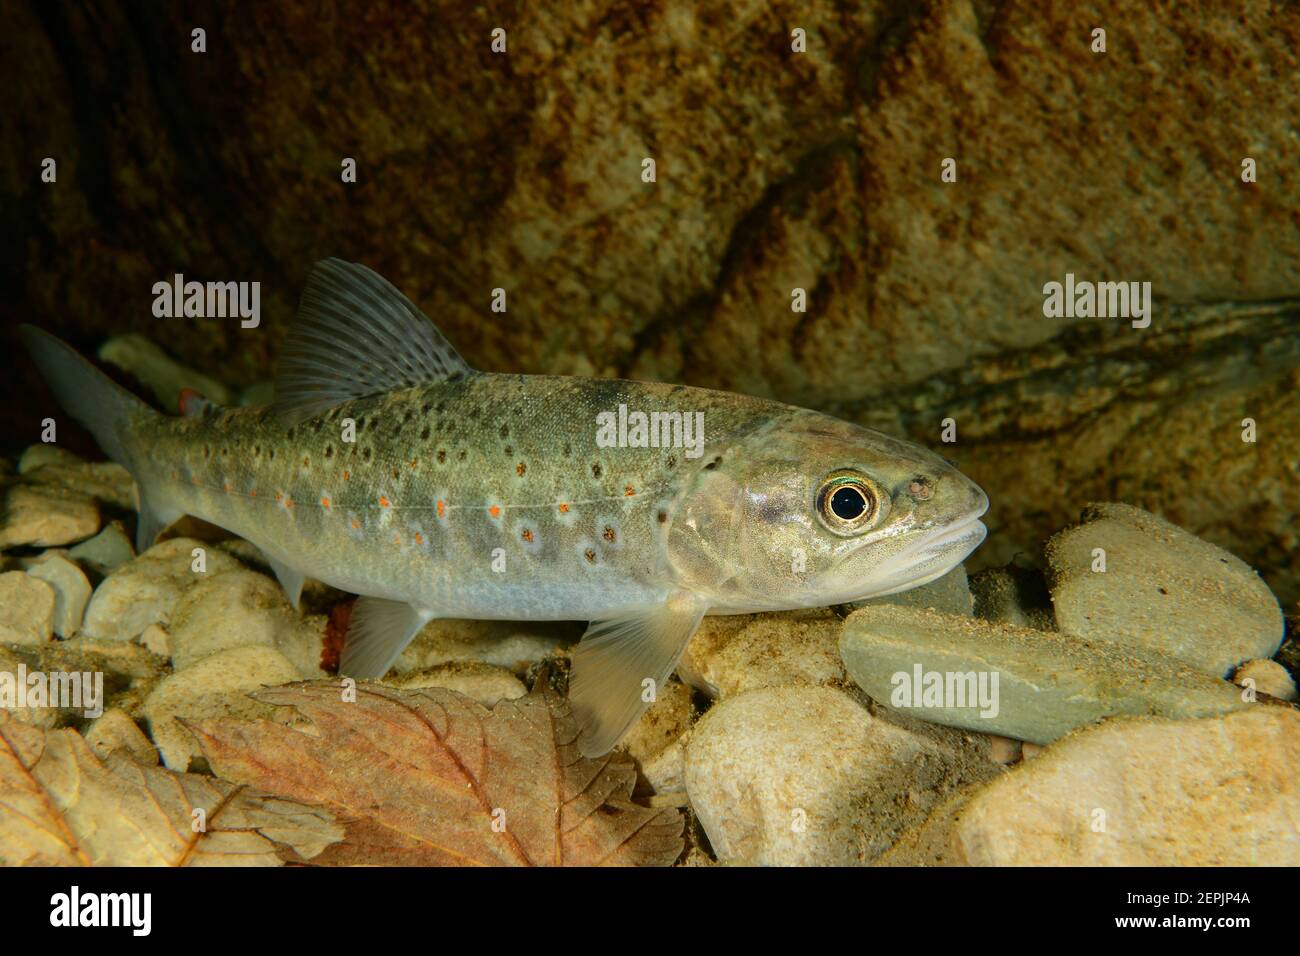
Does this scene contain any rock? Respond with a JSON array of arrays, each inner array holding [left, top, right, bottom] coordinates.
[[396, 618, 578, 676], [68, 522, 135, 577], [1232, 659, 1297, 702], [0, 484, 99, 549], [24, 552, 92, 637], [143, 645, 301, 770], [21, 459, 134, 510], [618, 678, 693, 795], [0, 571, 56, 645], [84, 708, 158, 765], [137, 623, 171, 658], [1, 637, 166, 727], [970, 564, 1056, 631], [81, 537, 241, 642], [17, 444, 82, 473], [1046, 503, 1283, 676], [677, 609, 844, 699], [382, 661, 526, 707], [986, 735, 1022, 765], [98, 333, 235, 411], [167, 569, 293, 671], [840, 604, 1249, 745], [684, 685, 994, 865], [0, 646, 66, 728], [949, 708, 1300, 865], [856, 564, 973, 616]]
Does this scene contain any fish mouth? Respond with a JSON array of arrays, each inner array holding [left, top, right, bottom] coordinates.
[[846, 491, 989, 601]]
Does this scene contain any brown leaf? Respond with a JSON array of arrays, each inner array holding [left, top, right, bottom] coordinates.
[[189, 680, 684, 866], [0, 712, 343, 866]]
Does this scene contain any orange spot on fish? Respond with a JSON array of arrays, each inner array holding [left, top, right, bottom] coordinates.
[[321, 496, 331, 509], [249, 489, 258, 498], [558, 502, 570, 513], [285, 496, 294, 509], [437, 500, 446, 518], [379, 496, 390, 508], [624, 485, 636, 496], [351, 518, 361, 530], [394, 533, 402, 545], [223, 482, 233, 493], [488, 505, 501, 519], [343, 470, 351, 481], [414, 532, 424, 545], [522, 529, 534, 543]]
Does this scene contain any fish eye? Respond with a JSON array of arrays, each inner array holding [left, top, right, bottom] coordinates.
[[815, 471, 886, 535]]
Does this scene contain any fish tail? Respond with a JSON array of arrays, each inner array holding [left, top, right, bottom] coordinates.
[[21, 325, 176, 550]]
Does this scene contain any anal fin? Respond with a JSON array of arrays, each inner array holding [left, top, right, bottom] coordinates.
[[134, 482, 181, 553], [340, 597, 434, 679], [569, 593, 706, 758]]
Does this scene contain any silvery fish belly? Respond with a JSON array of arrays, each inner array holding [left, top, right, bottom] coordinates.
[[21, 259, 989, 755]]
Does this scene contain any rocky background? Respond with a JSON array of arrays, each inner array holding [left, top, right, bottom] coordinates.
[[2, 0, 1298, 612]]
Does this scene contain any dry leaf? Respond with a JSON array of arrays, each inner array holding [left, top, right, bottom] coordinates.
[[0, 711, 342, 865], [189, 680, 684, 866]]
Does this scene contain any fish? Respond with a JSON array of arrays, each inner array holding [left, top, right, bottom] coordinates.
[[21, 258, 989, 755]]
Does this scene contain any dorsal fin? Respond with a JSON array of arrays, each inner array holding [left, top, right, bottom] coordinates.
[[272, 258, 473, 425]]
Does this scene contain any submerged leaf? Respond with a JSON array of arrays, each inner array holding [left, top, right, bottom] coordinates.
[[190, 680, 684, 866], [0, 712, 342, 866]]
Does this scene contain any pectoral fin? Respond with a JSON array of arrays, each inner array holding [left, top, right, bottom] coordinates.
[[569, 594, 706, 757], [339, 597, 434, 679]]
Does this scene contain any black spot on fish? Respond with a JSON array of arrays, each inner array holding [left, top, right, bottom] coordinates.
[[667, 455, 676, 469], [504, 445, 513, 455], [562, 443, 571, 457], [420, 426, 430, 440], [325, 445, 334, 458], [500, 424, 509, 439], [657, 510, 668, 524], [705, 456, 722, 470], [602, 525, 616, 543], [591, 463, 602, 478], [362, 447, 372, 462], [584, 548, 597, 563], [422, 402, 431, 414], [437, 450, 446, 464], [458, 450, 467, 461], [268, 448, 276, 460], [287, 427, 296, 440]]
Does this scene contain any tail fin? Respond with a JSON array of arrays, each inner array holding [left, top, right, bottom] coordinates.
[[20, 325, 177, 551], [20, 325, 154, 469]]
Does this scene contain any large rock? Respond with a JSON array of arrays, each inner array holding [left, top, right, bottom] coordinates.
[[684, 685, 995, 865], [948, 708, 1300, 865], [840, 604, 1249, 744], [1045, 503, 1283, 676]]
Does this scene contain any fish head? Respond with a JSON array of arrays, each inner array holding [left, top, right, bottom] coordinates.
[[664, 412, 988, 611]]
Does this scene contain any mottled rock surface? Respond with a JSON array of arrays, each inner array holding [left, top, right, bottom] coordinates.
[[841, 604, 1249, 744], [684, 685, 997, 865], [1046, 503, 1283, 676], [950, 709, 1300, 866]]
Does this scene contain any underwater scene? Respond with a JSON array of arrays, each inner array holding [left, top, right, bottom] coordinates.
[[0, 0, 1296, 905]]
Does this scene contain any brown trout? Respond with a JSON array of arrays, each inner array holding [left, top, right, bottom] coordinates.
[[22, 259, 989, 754]]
